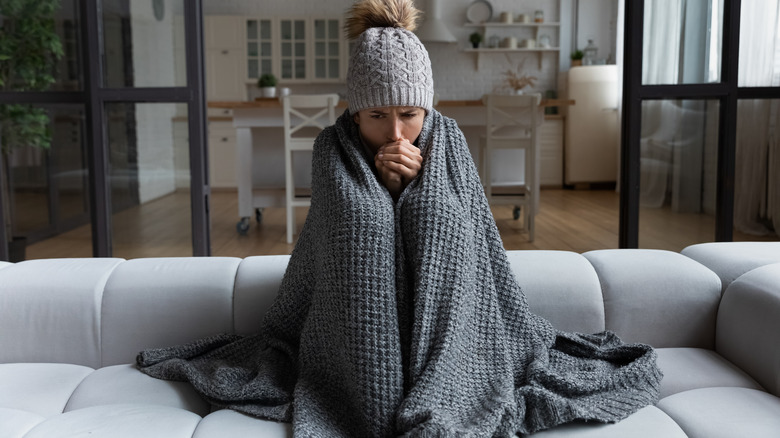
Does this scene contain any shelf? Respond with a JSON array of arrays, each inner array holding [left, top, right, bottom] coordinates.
[[463, 47, 560, 70], [463, 48, 560, 53], [463, 22, 561, 28]]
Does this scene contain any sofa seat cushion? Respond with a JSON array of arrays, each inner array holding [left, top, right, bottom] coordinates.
[[656, 348, 763, 398], [0, 408, 45, 438], [525, 406, 687, 437], [193, 409, 291, 438], [22, 404, 202, 438], [0, 363, 92, 417], [64, 364, 211, 416], [657, 387, 780, 438]]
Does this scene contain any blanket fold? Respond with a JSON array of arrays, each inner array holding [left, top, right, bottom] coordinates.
[[138, 109, 661, 437]]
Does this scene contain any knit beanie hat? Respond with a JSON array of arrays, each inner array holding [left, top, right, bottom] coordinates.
[[345, 0, 434, 114]]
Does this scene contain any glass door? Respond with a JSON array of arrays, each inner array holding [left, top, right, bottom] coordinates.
[[0, 0, 209, 261]]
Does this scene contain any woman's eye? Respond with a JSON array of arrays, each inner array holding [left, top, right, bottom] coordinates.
[[402, 113, 417, 118]]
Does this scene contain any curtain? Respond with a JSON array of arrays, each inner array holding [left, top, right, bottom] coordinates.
[[734, 0, 780, 236], [638, 0, 687, 208]]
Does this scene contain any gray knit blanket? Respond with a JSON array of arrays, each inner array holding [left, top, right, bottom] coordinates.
[[137, 109, 662, 436]]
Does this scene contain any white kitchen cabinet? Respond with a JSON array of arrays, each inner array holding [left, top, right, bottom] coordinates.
[[204, 16, 246, 101], [539, 117, 564, 187], [208, 122, 238, 189], [245, 17, 345, 83]]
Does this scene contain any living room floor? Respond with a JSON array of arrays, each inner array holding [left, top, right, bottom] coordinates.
[[23, 188, 778, 260]]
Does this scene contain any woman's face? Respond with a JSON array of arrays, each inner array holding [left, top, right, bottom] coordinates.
[[353, 106, 425, 154]]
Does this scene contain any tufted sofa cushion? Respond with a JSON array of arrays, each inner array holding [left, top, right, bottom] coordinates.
[[682, 242, 780, 292]]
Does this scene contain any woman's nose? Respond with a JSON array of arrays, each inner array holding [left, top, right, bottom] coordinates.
[[388, 116, 403, 141]]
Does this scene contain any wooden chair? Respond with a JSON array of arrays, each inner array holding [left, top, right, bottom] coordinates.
[[480, 93, 542, 242], [283, 93, 339, 244]]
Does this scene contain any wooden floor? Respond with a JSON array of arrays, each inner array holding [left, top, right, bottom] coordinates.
[[25, 188, 777, 260]]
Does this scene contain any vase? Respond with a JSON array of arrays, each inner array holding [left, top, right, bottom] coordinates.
[[261, 87, 277, 98]]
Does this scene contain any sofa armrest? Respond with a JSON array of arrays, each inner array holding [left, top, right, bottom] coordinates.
[[716, 263, 780, 397]]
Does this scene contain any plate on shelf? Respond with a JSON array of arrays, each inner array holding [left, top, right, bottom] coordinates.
[[466, 0, 493, 24]]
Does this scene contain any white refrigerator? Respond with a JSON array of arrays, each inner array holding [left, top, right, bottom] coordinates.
[[565, 65, 620, 185]]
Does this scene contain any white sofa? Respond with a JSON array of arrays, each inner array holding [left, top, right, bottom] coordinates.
[[2, 242, 780, 437]]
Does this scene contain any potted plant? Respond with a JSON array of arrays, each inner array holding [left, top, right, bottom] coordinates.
[[257, 73, 278, 98], [571, 50, 584, 67], [469, 32, 483, 49], [0, 0, 63, 261]]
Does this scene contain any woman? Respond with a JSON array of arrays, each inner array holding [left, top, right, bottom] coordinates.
[[138, 1, 662, 436]]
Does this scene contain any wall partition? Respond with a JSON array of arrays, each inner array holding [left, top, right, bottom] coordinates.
[[0, 0, 209, 260], [621, 0, 780, 248]]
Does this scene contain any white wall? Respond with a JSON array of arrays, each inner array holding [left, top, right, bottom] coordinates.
[[203, 0, 617, 101], [575, 0, 619, 64]]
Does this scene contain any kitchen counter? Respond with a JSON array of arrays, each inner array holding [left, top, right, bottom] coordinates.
[[209, 98, 574, 116]]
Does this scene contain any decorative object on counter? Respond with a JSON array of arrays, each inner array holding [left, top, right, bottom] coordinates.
[[517, 13, 531, 23], [534, 10, 544, 22], [466, 0, 492, 24], [520, 38, 536, 49], [488, 35, 500, 48], [279, 87, 291, 97], [502, 61, 537, 94], [469, 31, 483, 48], [583, 39, 598, 65], [571, 49, 584, 67], [500, 11, 513, 23], [257, 73, 278, 98], [538, 34, 551, 48]]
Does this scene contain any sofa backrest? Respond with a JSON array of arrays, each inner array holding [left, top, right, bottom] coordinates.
[[584, 249, 721, 348], [0, 249, 726, 367]]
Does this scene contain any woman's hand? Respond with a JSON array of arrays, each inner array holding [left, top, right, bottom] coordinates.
[[375, 138, 422, 201]]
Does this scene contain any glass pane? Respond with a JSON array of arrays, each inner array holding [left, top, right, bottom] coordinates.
[[316, 42, 326, 57], [733, 99, 780, 242], [314, 19, 325, 39], [2, 105, 91, 260], [260, 20, 271, 39], [738, 2, 780, 86], [329, 59, 340, 78], [282, 59, 293, 79], [247, 20, 258, 40], [328, 20, 339, 39], [281, 20, 291, 40], [294, 20, 305, 39], [247, 42, 258, 57], [315, 59, 326, 78], [329, 42, 339, 56], [1, 1, 82, 92], [106, 102, 192, 258], [102, 0, 186, 88], [248, 59, 259, 79], [282, 42, 291, 57], [261, 59, 272, 76], [295, 60, 305, 79], [261, 42, 272, 57], [295, 42, 305, 57], [639, 99, 719, 250], [642, 0, 722, 84]]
